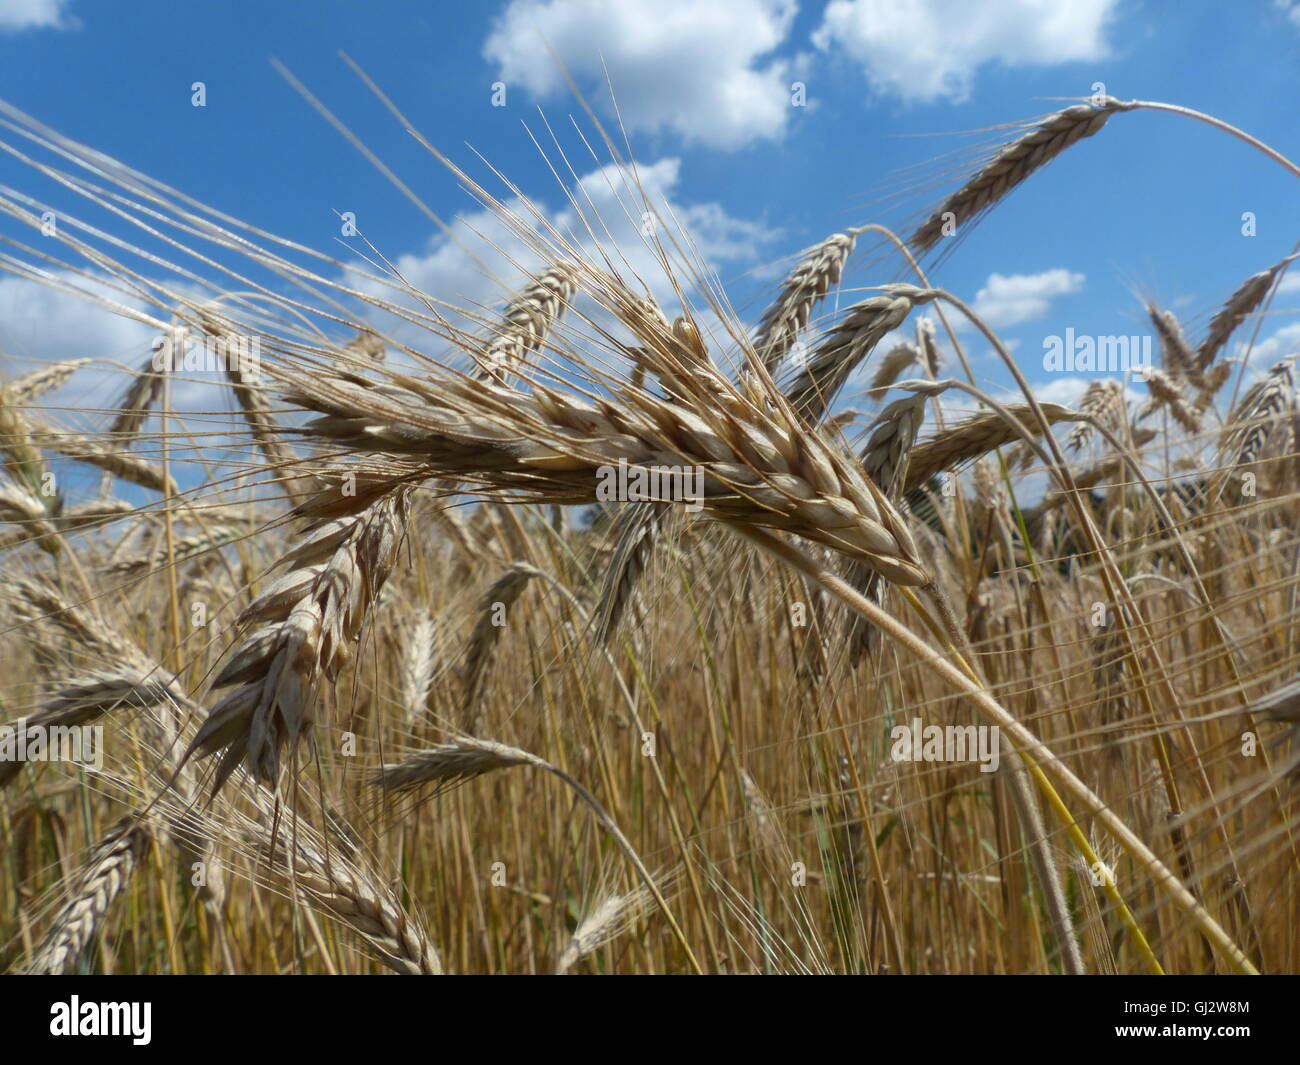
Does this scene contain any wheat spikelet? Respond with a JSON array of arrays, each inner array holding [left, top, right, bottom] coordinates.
[[1065, 380, 1124, 454], [24, 819, 149, 974], [460, 562, 540, 729], [784, 285, 937, 419], [593, 501, 667, 643], [1198, 256, 1296, 370], [1147, 305, 1195, 383], [910, 100, 1127, 254], [188, 477, 412, 791], [400, 609, 438, 726], [867, 342, 920, 400], [555, 883, 657, 974], [753, 231, 857, 371], [902, 402, 1079, 494], [1140, 367, 1200, 433], [9, 359, 92, 402], [476, 262, 578, 384]]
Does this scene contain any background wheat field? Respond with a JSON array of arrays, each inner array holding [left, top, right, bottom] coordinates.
[[2, 3, 1300, 978]]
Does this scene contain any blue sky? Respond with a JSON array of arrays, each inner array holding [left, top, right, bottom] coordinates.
[[1, 0, 1299, 424]]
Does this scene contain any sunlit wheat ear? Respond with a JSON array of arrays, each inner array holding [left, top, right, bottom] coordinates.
[[188, 476, 413, 793], [283, 306, 930, 585], [1147, 305, 1195, 383], [8, 358, 92, 402], [400, 608, 438, 726], [106, 352, 165, 443], [247, 813, 442, 975], [867, 341, 920, 400], [785, 285, 938, 419], [372, 734, 542, 792], [910, 99, 1129, 254], [1198, 254, 1297, 370], [593, 500, 668, 643], [475, 262, 578, 385], [847, 391, 928, 662], [459, 562, 541, 731], [1065, 379, 1125, 454], [29, 426, 178, 495], [555, 881, 660, 974], [0, 667, 185, 789], [1192, 360, 1234, 414], [25, 819, 150, 975], [902, 401, 1080, 494], [752, 230, 858, 372], [1138, 367, 1200, 433], [1216, 360, 1296, 498]]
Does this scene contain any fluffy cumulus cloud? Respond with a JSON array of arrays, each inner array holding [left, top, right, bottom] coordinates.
[[0, 0, 73, 31], [351, 155, 775, 363], [483, 0, 799, 148], [968, 268, 1085, 329], [813, 0, 1118, 103]]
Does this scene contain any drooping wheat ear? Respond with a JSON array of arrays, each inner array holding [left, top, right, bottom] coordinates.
[[910, 99, 1129, 254], [372, 733, 700, 973], [105, 524, 245, 579], [1192, 360, 1234, 414], [867, 342, 920, 400], [0, 666, 186, 789], [1198, 255, 1297, 370], [0, 382, 50, 499], [460, 562, 541, 731], [0, 477, 60, 554], [1147, 305, 1196, 383], [283, 318, 930, 586], [902, 402, 1080, 494], [28, 425, 178, 495], [248, 813, 441, 975], [1139, 367, 1200, 433], [188, 475, 413, 792], [785, 285, 938, 419], [401, 609, 439, 726], [1064, 379, 1124, 453], [752, 230, 858, 372], [1218, 360, 1296, 478], [107, 352, 165, 442], [593, 500, 669, 643], [859, 392, 928, 497], [0, 498, 139, 552], [9, 358, 92, 402], [847, 391, 928, 661], [343, 328, 386, 363], [24, 819, 150, 974], [475, 262, 578, 384], [916, 317, 942, 377], [555, 882, 659, 974]]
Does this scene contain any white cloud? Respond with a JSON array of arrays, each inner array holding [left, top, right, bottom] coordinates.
[[967, 268, 1085, 329], [484, 0, 799, 148], [350, 156, 775, 362], [814, 0, 1117, 104], [1237, 322, 1300, 369], [0, 0, 73, 31], [1275, 270, 1300, 295]]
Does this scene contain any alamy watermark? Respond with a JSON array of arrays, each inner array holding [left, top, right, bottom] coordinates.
[[50, 997, 151, 1045], [0, 724, 104, 772], [595, 458, 704, 512], [1042, 329, 1152, 376], [151, 324, 261, 377], [890, 717, 1001, 773]]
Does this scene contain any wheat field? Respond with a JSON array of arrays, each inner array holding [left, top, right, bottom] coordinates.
[[0, 85, 1298, 976]]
